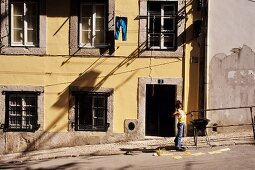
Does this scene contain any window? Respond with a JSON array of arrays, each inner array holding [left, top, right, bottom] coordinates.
[[69, 0, 114, 56], [0, 0, 46, 55], [4, 92, 40, 132], [74, 92, 109, 131], [147, 1, 177, 50], [11, 0, 38, 46], [79, 2, 106, 48]]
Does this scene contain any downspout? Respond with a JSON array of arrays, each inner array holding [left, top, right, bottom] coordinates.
[[203, 0, 208, 118], [183, 0, 186, 98], [183, 0, 187, 136], [198, 0, 208, 118], [138, 0, 140, 58]]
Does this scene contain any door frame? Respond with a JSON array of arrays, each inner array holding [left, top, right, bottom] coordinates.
[[145, 84, 177, 137], [137, 77, 183, 138]]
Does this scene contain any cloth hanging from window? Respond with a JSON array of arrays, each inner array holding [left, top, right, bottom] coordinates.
[[115, 17, 127, 41]]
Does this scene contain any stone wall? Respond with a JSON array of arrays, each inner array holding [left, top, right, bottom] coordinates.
[[0, 131, 134, 154]]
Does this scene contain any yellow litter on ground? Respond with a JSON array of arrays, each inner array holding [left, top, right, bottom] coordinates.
[[183, 152, 192, 156], [219, 148, 231, 152], [192, 152, 205, 156], [173, 156, 183, 159], [155, 148, 173, 156], [208, 150, 222, 154], [207, 148, 231, 155], [153, 153, 158, 156]]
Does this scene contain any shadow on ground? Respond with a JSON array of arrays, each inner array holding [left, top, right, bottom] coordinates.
[[120, 145, 177, 155]]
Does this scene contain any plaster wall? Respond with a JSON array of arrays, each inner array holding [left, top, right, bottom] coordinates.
[[207, 0, 255, 57], [114, 0, 139, 56], [44, 56, 183, 133], [207, 0, 255, 131], [183, 0, 200, 116], [208, 45, 255, 132], [46, 0, 69, 55], [0, 0, 185, 153], [0, 55, 183, 153]]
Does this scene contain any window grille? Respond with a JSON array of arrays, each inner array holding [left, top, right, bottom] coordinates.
[[4, 92, 39, 132], [74, 92, 109, 131]]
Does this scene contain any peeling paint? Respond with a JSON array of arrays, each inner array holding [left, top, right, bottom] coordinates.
[[227, 69, 255, 86], [208, 45, 255, 131]]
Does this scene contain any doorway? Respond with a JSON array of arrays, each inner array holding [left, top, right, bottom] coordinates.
[[145, 84, 176, 137]]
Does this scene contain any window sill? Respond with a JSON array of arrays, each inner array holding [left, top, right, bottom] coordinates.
[[148, 47, 177, 51], [11, 44, 38, 47], [70, 44, 113, 56], [1, 124, 40, 132], [0, 46, 46, 55], [75, 129, 108, 132], [79, 44, 110, 49]]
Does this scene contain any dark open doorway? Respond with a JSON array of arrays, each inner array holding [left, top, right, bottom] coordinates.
[[145, 84, 176, 137]]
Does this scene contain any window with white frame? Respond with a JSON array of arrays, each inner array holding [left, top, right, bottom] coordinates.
[[147, 1, 177, 50], [11, 0, 38, 46], [74, 92, 109, 131], [79, 3, 106, 48], [4, 92, 39, 132]]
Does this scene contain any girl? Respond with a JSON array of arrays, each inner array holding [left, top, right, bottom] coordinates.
[[173, 100, 186, 151]]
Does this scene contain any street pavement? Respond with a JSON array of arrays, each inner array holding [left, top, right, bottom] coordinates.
[[0, 131, 254, 169]]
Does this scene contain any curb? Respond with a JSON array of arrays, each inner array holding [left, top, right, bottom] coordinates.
[[0, 134, 254, 163]]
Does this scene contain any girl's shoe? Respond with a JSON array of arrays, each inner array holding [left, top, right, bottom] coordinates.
[[176, 147, 186, 152]]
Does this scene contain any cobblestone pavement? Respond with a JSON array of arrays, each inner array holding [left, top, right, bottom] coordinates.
[[0, 131, 254, 163]]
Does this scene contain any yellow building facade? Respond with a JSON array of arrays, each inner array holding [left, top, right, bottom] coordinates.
[[0, 0, 201, 154]]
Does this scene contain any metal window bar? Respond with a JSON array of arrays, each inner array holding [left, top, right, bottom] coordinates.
[[9, 94, 21, 129], [190, 106, 255, 148], [74, 92, 109, 131], [92, 94, 107, 130], [5, 93, 38, 132]]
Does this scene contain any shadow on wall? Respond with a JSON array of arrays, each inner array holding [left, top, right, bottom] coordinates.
[[16, 41, 145, 159], [183, 0, 205, 135], [13, 70, 100, 160], [178, 0, 203, 48]]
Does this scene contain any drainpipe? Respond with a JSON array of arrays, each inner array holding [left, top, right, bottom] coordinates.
[[198, 0, 208, 118], [183, 0, 187, 136], [203, 0, 208, 118]]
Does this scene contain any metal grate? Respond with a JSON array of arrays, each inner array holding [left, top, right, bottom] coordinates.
[[5, 92, 38, 132], [74, 92, 108, 131]]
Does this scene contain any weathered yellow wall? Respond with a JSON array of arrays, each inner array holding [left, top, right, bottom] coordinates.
[[0, 0, 185, 133], [115, 0, 139, 56], [49, 57, 182, 133], [0, 57, 45, 85], [0, 56, 182, 133], [46, 0, 70, 55], [184, 0, 200, 120]]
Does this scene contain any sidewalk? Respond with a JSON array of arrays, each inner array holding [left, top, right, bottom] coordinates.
[[0, 131, 254, 163]]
